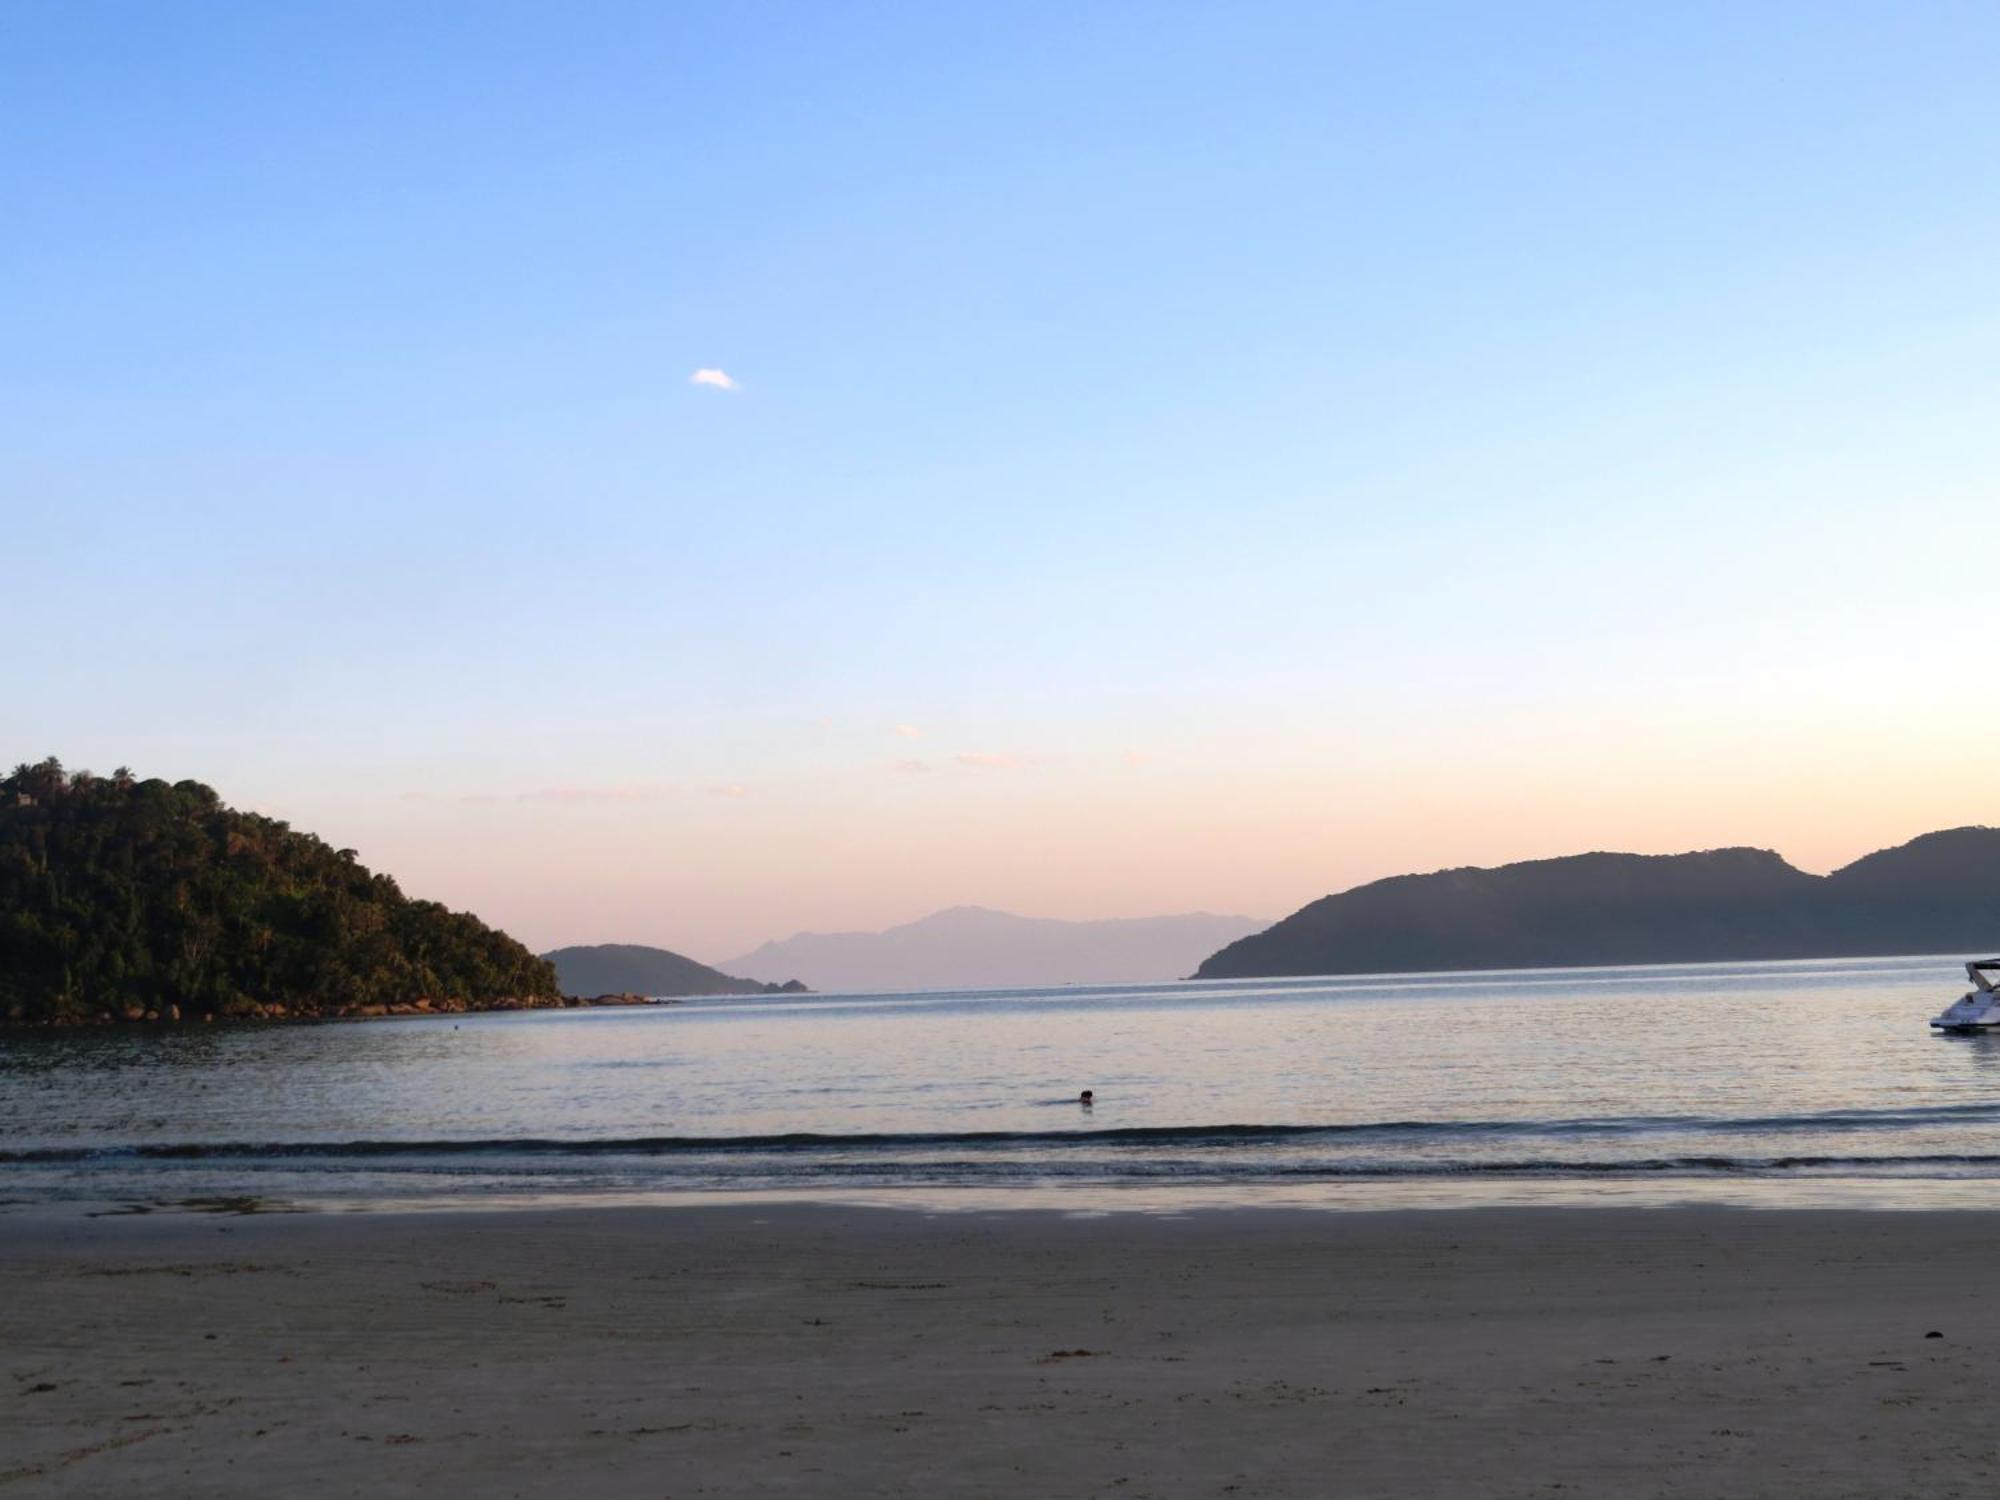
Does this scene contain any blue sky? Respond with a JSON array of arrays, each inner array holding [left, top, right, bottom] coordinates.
[[7, 2, 1998, 955]]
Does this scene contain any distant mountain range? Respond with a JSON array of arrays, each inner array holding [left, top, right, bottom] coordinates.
[[723, 907, 1268, 992], [1195, 827, 2000, 979], [541, 944, 807, 999]]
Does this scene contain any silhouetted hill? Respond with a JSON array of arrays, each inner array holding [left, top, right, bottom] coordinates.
[[542, 943, 807, 998], [1195, 829, 2000, 979], [724, 906, 1267, 992], [0, 758, 557, 1023], [1819, 829, 2000, 957]]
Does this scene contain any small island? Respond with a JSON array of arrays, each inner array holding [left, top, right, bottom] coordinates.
[[542, 943, 808, 999]]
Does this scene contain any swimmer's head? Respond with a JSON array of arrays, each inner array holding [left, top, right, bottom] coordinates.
[[1079, 1089, 1094, 1105]]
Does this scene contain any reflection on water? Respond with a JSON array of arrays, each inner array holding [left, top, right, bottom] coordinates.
[[3, 954, 1995, 1211]]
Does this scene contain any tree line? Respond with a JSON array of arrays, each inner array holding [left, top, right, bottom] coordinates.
[[0, 758, 558, 1023]]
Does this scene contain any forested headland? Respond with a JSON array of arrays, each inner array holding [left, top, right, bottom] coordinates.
[[0, 758, 559, 1025], [1196, 830, 2000, 979]]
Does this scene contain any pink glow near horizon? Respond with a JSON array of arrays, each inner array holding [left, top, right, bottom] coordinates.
[[287, 711, 1997, 961]]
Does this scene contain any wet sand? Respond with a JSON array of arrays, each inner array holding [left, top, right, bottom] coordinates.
[[3, 1202, 1997, 1497]]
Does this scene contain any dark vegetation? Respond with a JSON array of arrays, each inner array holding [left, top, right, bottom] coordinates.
[[1195, 829, 2000, 979], [0, 758, 558, 1024], [543, 943, 807, 998]]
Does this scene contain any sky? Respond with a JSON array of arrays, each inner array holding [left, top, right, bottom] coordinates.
[[6, 2, 1999, 960]]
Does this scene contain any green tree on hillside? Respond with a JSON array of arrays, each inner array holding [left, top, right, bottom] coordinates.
[[0, 758, 557, 1023]]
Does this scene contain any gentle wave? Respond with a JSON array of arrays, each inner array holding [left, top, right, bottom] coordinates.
[[687, 1154, 2000, 1178], [13, 1099, 2000, 1166], [13, 1149, 2000, 1182]]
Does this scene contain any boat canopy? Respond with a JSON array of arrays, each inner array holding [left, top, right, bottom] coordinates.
[[1969, 961, 2000, 992]]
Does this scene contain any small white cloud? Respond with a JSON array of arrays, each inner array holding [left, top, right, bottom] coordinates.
[[893, 723, 925, 739], [689, 368, 738, 391], [709, 783, 747, 799]]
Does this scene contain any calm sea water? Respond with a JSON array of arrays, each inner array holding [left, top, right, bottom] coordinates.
[[7, 955, 2000, 1213]]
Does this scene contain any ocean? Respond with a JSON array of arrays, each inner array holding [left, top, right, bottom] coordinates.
[[6, 954, 2000, 1214]]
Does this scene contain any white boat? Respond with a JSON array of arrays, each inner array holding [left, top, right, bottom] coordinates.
[[1929, 960, 2000, 1032]]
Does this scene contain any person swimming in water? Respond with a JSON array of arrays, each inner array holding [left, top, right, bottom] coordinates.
[[1079, 1089, 1094, 1107]]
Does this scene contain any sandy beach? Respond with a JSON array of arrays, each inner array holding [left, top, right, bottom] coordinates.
[[3, 1202, 1996, 1497]]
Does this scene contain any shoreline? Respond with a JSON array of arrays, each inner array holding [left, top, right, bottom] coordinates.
[[0, 945, 1961, 1029], [8, 1201, 2000, 1495], [0, 993, 682, 1031], [26, 1169, 2000, 1221]]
